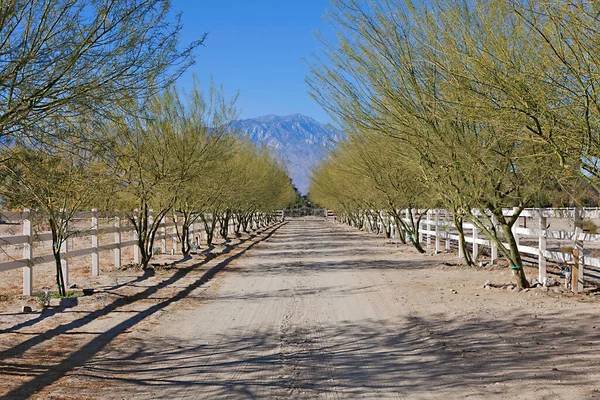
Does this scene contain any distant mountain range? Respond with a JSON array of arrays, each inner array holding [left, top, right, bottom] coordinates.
[[231, 114, 343, 194]]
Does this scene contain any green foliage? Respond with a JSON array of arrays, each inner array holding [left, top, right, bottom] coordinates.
[[49, 291, 83, 299], [0, 0, 203, 151]]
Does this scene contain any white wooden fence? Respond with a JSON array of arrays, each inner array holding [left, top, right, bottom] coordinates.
[[0, 209, 244, 296], [330, 208, 600, 292]]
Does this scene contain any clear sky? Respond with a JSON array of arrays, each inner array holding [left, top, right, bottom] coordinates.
[[174, 0, 333, 124]]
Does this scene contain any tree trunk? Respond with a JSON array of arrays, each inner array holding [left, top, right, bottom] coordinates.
[[180, 223, 191, 255], [201, 213, 217, 247], [132, 204, 166, 269], [409, 234, 426, 253], [234, 213, 242, 235], [50, 220, 66, 297], [218, 210, 232, 240], [383, 213, 392, 238], [394, 216, 407, 244], [53, 251, 66, 297], [408, 208, 426, 253], [499, 220, 530, 288], [453, 214, 474, 266]]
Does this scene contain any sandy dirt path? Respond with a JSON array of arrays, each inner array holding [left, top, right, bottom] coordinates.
[[3, 218, 600, 399]]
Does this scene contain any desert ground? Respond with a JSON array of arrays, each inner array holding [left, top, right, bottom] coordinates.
[[1, 218, 600, 399]]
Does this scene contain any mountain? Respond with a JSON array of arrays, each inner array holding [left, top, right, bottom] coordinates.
[[231, 114, 343, 194]]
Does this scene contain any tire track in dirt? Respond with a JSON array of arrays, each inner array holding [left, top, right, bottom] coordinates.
[[277, 270, 340, 399]]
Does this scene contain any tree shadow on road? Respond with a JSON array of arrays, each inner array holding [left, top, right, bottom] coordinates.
[[34, 312, 600, 399], [0, 224, 285, 400]]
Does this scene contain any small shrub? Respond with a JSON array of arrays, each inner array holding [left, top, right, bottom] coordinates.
[[583, 219, 599, 234], [50, 290, 83, 299], [35, 290, 51, 308]]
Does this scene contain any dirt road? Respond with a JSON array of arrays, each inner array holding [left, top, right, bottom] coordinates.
[[2, 218, 600, 399]]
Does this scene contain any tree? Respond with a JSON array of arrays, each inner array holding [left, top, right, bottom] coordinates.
[[0, 0, 203, 154], [111, 84, 224, 268], [170, 84, 239, 255], [0, 143, 111, 296]]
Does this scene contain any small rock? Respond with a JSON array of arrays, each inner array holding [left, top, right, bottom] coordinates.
[[513, 287, 523, 292], [482, 280, 492, 288], [475, 293, 479, 297], [69, 283, 77, 289], [451, 290, 458, 294], [523, 288, 530, 292], [21, 305, 33, 313], [485, 286, 491, 290]]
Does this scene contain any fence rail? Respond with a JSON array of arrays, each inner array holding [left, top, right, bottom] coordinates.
[[0, 209, 250, 295]]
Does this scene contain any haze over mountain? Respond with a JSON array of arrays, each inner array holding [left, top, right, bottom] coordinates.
[[231, 114, 343, 195]]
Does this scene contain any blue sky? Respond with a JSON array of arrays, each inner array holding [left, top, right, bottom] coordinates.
[[174, 0, 333, 123]]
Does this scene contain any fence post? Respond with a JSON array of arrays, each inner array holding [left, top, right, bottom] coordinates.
[[114, 216, 121, 269], [426, 210, 431, 249], [435, 210, 440, 253], [573, 208, 585, 293], [445, 210, 450, 253], [415, 209, 423, 243], [172, 214, 178, 254], [538, 209, 547, 284], [133, 209, 140, 265], [511, 207, 520, 248], [190, 220, 195, 245], [22, 209, 33, 296], [458, 217, 464, 259], [472, 221, 479, 262], [148, 209, 154, 256], [490, 214, 498, 264], [197, 219, 202, 244], [91, 208, 99, 276], [161, 216, 167, 254]]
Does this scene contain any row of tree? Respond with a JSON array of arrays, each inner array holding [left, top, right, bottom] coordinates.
[[1, 83, 296, 295], [0, 1, 296, 296], [308, 0, 600, 288]]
